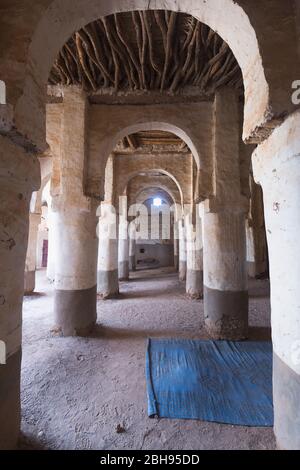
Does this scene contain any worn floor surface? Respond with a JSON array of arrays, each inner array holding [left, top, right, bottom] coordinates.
[[21, 268, 275, 450]]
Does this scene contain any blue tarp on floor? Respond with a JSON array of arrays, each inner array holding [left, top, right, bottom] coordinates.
[[146, 339, 273, 427]]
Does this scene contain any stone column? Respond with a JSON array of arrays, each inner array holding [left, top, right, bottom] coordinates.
[[53, 198, 98, 336], [246, 218, 256, 278], [24, 212, 40, 293], [46, 205, 55, 282], [178, 219, 187, 281], [0, 135, 40, 449], [253, 110, 300, 450], [203, 88, 248, 340], [53, 88, 98, 336], [118, 219, 129, 281], [203, 208, 248, 339], [186, 215, 203, 299], [246, 179, 269, 278], [173, 221, 179, 271], [129, 222, 136, 271], [97, 205, 119, 298]]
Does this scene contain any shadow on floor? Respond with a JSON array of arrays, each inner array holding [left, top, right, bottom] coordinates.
[[248, 327, 272, 341], [89, 324, 205, 341], [116, 288, 183, 300], [248, 291, 271, 299], [89, 325, 271, 342], [128, 270, 177, 282], [18, 432, 48, 450]]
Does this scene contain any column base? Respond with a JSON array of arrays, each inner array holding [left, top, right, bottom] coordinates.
[[179, 261, 186, 281], [273, 353, 300, 450], [204, 286, 248, 340], [186, 269, 203, 299], [97, 270, 119, 299], [129, 256, 136, 272], [0, 350, 21, 450], [47, 266, 55, 284], [174, 255, 179, 271], [119, 261, 129, 281], [54, 285, 97, 336], [247, 261, 256, 278], [24, 270, 35, 294]]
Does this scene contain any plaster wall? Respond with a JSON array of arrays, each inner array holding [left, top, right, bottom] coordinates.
[[88, 102, 213, 200]]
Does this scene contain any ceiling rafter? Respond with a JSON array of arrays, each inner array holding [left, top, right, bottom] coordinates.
[[49, 11, 243, 95]]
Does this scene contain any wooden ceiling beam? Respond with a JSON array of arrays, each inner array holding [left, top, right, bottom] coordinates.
[[126, 134, 139, 149], [49, 11, 243, 96]]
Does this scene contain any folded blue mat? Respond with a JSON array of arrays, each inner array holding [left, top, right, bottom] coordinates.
[[146, 339, 273, 426]]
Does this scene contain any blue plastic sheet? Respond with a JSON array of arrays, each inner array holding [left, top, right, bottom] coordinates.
[[146, 339, 273, 427]]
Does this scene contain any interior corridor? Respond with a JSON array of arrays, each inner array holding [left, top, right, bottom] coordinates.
[[21, 269, 274, 450]]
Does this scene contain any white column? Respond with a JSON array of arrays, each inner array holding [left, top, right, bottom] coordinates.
[[203, 88, 248, 340], [97, 204, 119, 298], [253, 110, 300, 450], [0, 135, 40, 449], [53, 198, 98, 335], [178, 219, 187, 281], [246, 218, 256, 277], [46, 204, 55, 282], [53, 88, 98, 336], [173, 221, 179, 271], [247, 180, 269, 278], [129, 222, 136, 271], [186, 214, 203, 299], [203, 207, 248, 339], [24, 213, 41, 293], [118, 219, 129, 281]]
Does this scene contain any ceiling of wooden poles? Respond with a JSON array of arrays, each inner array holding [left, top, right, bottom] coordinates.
[[114, 130, 189, 154], [49, 11, 243, 95]]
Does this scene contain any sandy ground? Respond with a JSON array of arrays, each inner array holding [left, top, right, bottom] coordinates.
[[20, 268, 276, 450]]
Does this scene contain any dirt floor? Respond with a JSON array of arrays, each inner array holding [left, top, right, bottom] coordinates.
[[20, 267, 276, 450]]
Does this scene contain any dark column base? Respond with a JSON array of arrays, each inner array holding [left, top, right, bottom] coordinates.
[[0, 350, 21, 449], [179, 260, 186, 281], [119, 261, 129, 281], [129, 256, 136, 271], [186, 269, 203, 299], [54, 285, 97, 336], [204, 286, 248, 340], [174, 255, 179, 271], [273, 353, 300, 450], [97, 270, 119, 299], [24, 270, 35, 294]]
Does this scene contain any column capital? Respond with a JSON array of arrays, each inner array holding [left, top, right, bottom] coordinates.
[[29, 212, 42, 227], [252, 110, 300, 187], [51, 194, 98, 214], [0, 135, 41, 195], [203, 196, 249, 215]]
